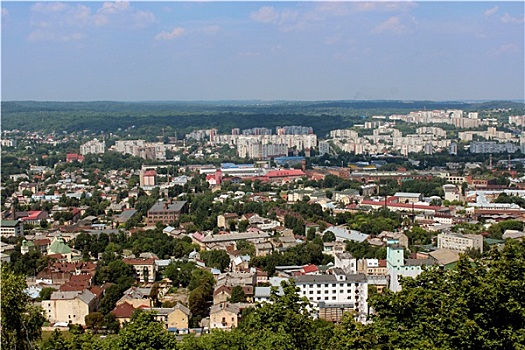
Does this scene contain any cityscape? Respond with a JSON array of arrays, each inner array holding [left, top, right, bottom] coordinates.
[[1, 1, 524, 350]]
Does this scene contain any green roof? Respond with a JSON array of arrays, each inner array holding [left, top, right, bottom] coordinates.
[[1, 220, 20, 227], [48, 237, 72, 254]]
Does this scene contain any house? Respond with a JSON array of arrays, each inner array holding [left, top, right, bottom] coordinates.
[[356, 259, 388, 276], [334, 252, 357, 274], [167, 303, 191, 331], [377, 231, 409, 249], [0, 219, 24, 236], [213, 285, 254, 305], [42, 289, 97, 326], [114, 209, 138, 225], [323, 226, 369, 243], [217, 213, 239, 228], [122, 258, 157, 283], [146, 200, 188, 225], [209, 302, 252, 329], [111, 301, 136, 326], [117, 287, 153, 308], [254, 242, 273, 257]]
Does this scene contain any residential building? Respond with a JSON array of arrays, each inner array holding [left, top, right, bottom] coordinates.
[[146, 200, 188, 225], [0, 219, 24, 236], [294, 269, 368, 320], [42, 290, 97, 326], [386, 240, 435, 292], [122, 258, 156, 282], [437, 232, 483, 253], [210, 302, 252, 329], [217, 213, 239, 228], [80, 139, 105, 155]]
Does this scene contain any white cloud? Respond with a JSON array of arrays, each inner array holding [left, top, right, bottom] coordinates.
[[484, 6, 499, 17], [500, 13, 525, 24], [27, 1, 155, 41], [371, 16, 406, 34], [2, 7, 9, 18], [250, 6, 279, 24], [31, 2, 68, 13], [155, 27, 185, 41]]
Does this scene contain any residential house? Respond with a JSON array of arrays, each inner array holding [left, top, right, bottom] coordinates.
[[42, 289, 97, 326], [437, 232, 483, 253], [210, 302, 252, 329], [217, 213, 239, 228], [117, 287, 153, 308], [122, 258, 157, 283], [47, 235, 73, 262], [111, 301, 136, 326]]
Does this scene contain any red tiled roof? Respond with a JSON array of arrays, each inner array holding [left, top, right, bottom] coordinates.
[[122, 258, 156, 265], [111, 302, 136, 318], [302, 264, 319, 273]]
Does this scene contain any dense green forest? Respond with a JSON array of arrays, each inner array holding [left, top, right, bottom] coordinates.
[[3, 100, 523, 136]]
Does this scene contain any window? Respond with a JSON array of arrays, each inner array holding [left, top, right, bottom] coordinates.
[[317, 290, 321, 294], [332, 296, 336, 300], [309, 291, 313, 294]]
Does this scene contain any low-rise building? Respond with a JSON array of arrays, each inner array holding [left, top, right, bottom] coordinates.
[[147, 200, 188, 225], [437, 232, 483, 253], [122, 258, 157, 282], [0, 219, 24, 236], [42, 289, 97, 326]]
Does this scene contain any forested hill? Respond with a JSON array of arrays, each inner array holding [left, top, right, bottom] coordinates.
[[2, 100, 523, 136]]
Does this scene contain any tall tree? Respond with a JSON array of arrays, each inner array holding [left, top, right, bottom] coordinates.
[[1, 266, 46, 350]]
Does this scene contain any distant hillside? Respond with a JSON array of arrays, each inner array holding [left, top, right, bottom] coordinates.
[[2, 100, 523, 136]]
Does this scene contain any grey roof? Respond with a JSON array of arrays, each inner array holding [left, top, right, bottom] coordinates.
[[149, 200, 187, 213], [77, 290, 96, 305], [294, 274, 337, 284], [115, 209, 138, 222], [323, 226, 369, 243], [404, 259, 436, 266], [254, 286, 284, 298]]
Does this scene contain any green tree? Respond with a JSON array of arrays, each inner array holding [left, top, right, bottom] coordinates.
[[201, 249, 231, 272], [85, 312, 105, 332], [322, 230, 336, 242], [229, 285, 247, 303], [1, 266, 46, 350], [116, 310, 176, 350], [332, 240, 525, 349]]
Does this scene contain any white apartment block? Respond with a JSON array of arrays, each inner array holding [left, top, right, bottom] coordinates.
[[80, 139, 105, 155], [437, 233, 483, 253], [294, 270, 368, 317]]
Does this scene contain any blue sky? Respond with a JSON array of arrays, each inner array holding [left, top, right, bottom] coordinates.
[[2, 1, 524, 101]]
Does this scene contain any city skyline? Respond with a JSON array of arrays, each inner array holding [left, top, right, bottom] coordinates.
[[2, 1, 524, 102]]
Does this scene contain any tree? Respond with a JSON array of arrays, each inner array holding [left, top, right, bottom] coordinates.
[[201, 249, 231, 272], [85, 312, 105, 333], [1, 266, 46, 350], [331, 240, 525, 349], [116, 310, 176, 350], [322, 230, 336, 242], [38, 287, 57, 301], [229, 285, 247, 303]]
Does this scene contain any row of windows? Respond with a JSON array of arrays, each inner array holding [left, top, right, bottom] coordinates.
[[299, 282, 359, 289], [307, 289, 356, 295]]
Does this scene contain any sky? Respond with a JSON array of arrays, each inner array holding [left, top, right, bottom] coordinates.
[[1, 1, 524, 102]]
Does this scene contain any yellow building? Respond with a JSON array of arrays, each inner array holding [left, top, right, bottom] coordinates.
[[42, 290, 97, 326]]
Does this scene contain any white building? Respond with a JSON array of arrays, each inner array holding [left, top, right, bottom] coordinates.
[[80, 139, 105, 155], [437, 232, 483, 253], [294, 269, 368, 319]]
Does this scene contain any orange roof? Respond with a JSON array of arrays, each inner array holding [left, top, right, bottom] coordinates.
[[111, 302, 136, 318]]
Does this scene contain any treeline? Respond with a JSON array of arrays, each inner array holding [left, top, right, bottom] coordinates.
[[4, 100, 523, 136]]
